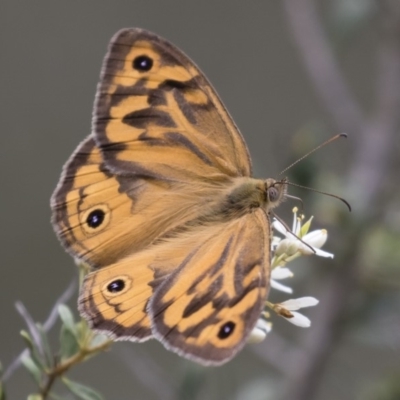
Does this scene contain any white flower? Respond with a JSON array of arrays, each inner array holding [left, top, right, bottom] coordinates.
[[247, 209, 333, 344], [274, 297, 319, 328], [270, 267, 293, 294], [272, 208, 333, 258], [300, 230, 332, 257], [248, 318, 272, 344]]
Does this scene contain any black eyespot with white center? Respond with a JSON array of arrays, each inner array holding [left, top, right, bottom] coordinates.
[[107, 279, 125, 293], [86, 209, 105, 228], [218, 321, 235, 339], [133, 55, 153, 72]]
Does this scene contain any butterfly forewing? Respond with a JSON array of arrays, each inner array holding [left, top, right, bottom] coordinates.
[[94, 28, 252, 180], [51, 136, 235, 268]]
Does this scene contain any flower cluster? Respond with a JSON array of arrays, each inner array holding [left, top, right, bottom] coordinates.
[[249, 208, 333, 343]]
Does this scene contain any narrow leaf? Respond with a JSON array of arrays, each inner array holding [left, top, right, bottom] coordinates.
[[27, 395, 43, 400], [0, 380, 5, 400], [60, 324, 80, 360], [20, 330, 35, 352], [58, 305, 77, 337], [89, 333, 110, 348], [36, 324, 52, 367], [49, 392, 69, 400], [75, 320, 90, 343], [62, 377, 105, 400], [21, 355, 42, 386], [20, 331, 45, 371]]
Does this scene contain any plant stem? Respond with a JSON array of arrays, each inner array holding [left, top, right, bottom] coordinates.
[[40, 339, 112, 399]]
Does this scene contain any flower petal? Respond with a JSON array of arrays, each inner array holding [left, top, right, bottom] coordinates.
[[270, 279, 293, 294], [271, 267, 293, 280], [248, 319, 272, 343], [292, 209, 298, 233], [313, 248, 334, 258], [280, 297, 319, 310], [284, 311, 311, 328], [272, 219, 287, 235], [275, 238, 301, 257], [271, 236, 281, 249], [303, 229, 327, 248], [298, 242, 333, 258]]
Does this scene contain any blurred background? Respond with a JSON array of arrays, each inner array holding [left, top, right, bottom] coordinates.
[[1, 0, 400, 399]]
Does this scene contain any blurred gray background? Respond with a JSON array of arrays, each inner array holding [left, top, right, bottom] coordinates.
[[1, 0, 400, 399]]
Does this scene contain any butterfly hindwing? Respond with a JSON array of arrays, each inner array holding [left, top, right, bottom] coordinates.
[[78, 209, 270, 361], [78, 250, 161, 341], [150, 209, 270, 365]]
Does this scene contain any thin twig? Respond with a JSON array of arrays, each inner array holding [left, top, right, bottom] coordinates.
[[347, 0, 400, 212], [40, 337, 112, 398], [282, 0, 365, 135], [3, 278, 78, 382], [15, 301, 45, 357]]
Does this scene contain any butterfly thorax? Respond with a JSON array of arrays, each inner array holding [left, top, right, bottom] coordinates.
[[216, 177, 286, 219]]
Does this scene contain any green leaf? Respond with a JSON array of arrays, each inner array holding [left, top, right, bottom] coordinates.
[[20, 330, 35, 351], [58, 305, 78, 337], [35, 324, 52, 368], [27, 395, 43, 400], [62, 378, 105, 400], [89, 333, 110, 348], [60, 324, 80, 360], [20, 331, 45, 371], [0, 380, 6, 400], [75, 320, 90, 343], [21, 354, 42, 386], [49, 392, 68, 400]]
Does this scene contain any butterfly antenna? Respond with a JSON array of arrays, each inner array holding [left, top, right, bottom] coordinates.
[[271, 211, 316, 254], [279, 133, 348, 175], [285, 181, 351, 212]]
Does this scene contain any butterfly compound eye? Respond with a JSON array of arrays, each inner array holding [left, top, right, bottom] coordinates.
[[133, 55, 153, 72], [86, 209, 105, 228], [218, 321, 235, 339], [268, 187, 279, 202]]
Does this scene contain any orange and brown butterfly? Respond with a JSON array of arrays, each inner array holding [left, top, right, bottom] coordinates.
[[51, 28, 287, 365]]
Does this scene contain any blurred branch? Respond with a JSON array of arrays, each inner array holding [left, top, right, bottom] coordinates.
[[347, 0, 400, 211], [3, 277, 77, 382], [250, 332, 308, 375], [114, 346, 176, 400], [282, 0, 365, 135], [281, 1, 400, 399]]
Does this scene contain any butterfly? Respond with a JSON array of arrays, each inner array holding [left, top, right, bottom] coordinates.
[[51, 28, 287, 365]]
